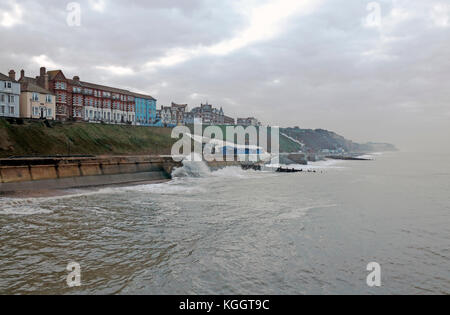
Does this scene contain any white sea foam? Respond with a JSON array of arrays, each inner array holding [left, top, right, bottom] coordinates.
[[276, 204, 338, 220], [357, 152, 383, 159], [0, 186, 128, 216], [267, 158, 346, 171], [131, 180, 206, 195], [0, 198, 54, 215], [211, 166, 265, 178]]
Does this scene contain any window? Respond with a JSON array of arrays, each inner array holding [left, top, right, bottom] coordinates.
[[0, 94, 4, 103], [46, 95, 52, 103], [47, 108, 52, 117], [0, 106, 4, 114], [4, 82, 12, 89], [9, 106, 14, 115], [56, 92, 66, 103], [55, 82, 66, 90], [8, 95, 14, 103], [32, 93, 39, 101], [33, 107, 39, 116]]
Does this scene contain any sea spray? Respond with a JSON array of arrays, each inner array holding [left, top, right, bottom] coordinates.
[[172, 153, 212, 178]]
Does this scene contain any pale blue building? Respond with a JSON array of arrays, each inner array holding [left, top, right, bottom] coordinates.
[[133, 93, 156, 126], [0, 71, 20, 118]]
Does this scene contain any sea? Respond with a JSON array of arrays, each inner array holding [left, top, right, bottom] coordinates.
[[0, 151, 449, 294]]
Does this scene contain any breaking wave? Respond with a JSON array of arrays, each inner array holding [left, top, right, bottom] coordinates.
[[172, 156, 212, 178], [171, 154, 269, 180]]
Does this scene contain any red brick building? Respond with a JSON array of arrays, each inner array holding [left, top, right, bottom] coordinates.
[[34, 67, 153, 123]]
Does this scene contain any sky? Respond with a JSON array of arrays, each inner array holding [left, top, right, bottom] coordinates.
[[1, 0, 449, 151]]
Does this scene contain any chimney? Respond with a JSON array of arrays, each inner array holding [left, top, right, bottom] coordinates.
[[20, 69, 25, 80], [44, 73, 49, 90], [36, 67, 47, 88], [73, 76, 80, 82], [8, 70, 15, 81]]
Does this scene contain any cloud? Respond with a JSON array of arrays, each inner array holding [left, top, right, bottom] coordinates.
[[0, 1, 23, 28], [430, 3, 450, 27], [189, 93, 207, 100], [89, 0, 107, 13], [270, 79, 281, 85], [145, 0, 322, 70], [96, 65, 135, 76], [32, 55, 64, 69]]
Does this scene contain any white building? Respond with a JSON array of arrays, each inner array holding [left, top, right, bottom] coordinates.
[[160, 106, 177, 125], [0, 71, 20, 118], [237, 117, 261, 127]]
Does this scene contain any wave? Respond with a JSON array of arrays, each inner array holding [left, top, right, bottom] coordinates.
[[266, 159, 346, 170], [0, 198, 54, 215], [172, 153, 267, 179], [172, 158, 212, 178], [0, 186, 130, 216]]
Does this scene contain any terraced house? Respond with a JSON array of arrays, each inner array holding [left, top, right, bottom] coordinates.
[[0, 71, 20, 118], [191, 102, 225, 125], [134, 92, 157, 126], [18, 70, 56, 120], [32, 67, 155, 124]]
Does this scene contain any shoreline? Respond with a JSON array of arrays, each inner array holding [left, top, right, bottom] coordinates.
[[0, 178, 171, 199]]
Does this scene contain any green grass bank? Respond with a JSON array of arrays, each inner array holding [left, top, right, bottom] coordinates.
[[0, 119, 303, 158], [0, 119, 176, 158]]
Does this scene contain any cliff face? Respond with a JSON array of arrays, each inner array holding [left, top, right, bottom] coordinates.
[[352, 142, 398, 153], [281, 127, 354, 152], [281, 127, 396, 153]]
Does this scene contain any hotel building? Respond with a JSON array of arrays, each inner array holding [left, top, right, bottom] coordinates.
[[33, 67, 155, 124]]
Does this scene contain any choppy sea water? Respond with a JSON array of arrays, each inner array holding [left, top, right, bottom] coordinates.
[[0, 152, 449, 295]]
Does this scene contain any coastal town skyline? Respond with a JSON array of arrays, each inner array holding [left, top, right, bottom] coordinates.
[[0, 66, 261, 127], [1, 0, 449, 152]]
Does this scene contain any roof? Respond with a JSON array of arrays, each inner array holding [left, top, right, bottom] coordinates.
[[78, 80, 131, 95], [47, 70, 63, 81], [19, 77, 54, 95], [45, 69, 156, 101], [0, 72, 17, 82], [66, 79, 156, 101], [129, 92, 157, 101], [171, 102, 187, 108]]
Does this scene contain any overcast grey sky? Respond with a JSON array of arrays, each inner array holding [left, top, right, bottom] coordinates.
[[1, 0, 449, 151]]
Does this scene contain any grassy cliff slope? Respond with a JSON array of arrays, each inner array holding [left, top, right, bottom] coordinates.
[[0, 119, 176, 157], [0, 119, 306, 157]]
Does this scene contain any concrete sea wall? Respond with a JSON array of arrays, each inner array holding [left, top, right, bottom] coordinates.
[[0, 156, 181, 192]]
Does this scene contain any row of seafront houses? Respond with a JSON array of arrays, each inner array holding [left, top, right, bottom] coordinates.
[[0, 67, 261, 128]]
